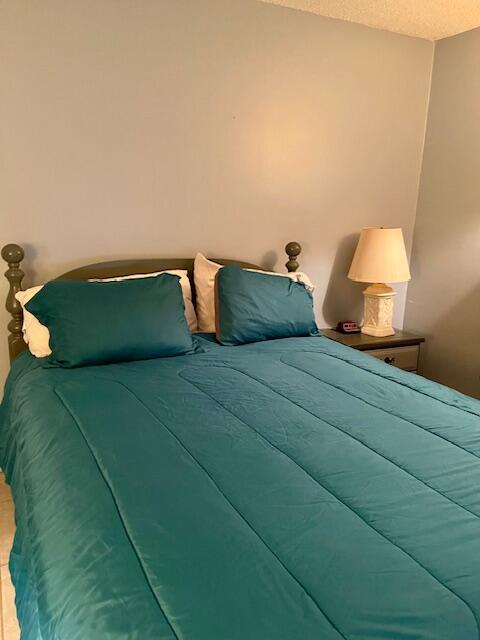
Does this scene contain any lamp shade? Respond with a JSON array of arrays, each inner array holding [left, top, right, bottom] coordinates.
[[348, 227, 411, 284]]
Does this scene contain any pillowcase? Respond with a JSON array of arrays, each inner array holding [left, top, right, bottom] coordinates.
[[194, 252, 314, 333], [215, 264, 318, 346], [25, 274, 193, 367], [194, 254, 223, 333], [15, 286, 52, 358], [90, 270, 197, 332], [16, 269, 197, 358]]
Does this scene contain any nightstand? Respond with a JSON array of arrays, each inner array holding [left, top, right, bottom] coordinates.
[[321, 329, 425, 373]]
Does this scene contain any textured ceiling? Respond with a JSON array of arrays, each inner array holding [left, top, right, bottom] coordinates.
[[260, 0, 480, 40]]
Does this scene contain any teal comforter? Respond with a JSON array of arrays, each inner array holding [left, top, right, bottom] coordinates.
[[1, 334, 480, 640]]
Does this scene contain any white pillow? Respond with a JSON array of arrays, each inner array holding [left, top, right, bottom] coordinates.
[[15, 286, 52, 357], [193, 253, 314, 333], [16, 270, 198, 359]]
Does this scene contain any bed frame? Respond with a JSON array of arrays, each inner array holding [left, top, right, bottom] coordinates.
[[1, 241, 302, 363]]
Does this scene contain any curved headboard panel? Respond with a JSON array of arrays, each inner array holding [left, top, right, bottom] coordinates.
[[2, 243, 302, 363], [57, 257, 262, 282]]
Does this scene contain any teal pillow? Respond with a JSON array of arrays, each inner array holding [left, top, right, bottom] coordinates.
[[215, 265, 318, 346], [25, 274, 193, 367]]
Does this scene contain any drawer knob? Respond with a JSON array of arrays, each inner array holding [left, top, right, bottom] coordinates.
[[384, 356, 396, 365]]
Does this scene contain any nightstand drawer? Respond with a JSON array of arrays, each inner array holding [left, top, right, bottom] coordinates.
[[367, 345, 419, 371]]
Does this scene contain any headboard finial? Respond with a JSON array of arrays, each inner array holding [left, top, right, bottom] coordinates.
[[285, 241, 302, 273], [2, 243, 24, 265], [2, 243, 25, 363]]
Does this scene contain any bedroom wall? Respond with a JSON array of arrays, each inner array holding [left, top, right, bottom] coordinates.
[[404, 28, 480, 399], [0, 0, 433, 386]]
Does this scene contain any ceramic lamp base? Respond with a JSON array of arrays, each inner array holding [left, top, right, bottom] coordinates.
[[361, 283, 396, 337]]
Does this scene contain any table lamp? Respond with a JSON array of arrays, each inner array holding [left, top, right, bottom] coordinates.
[[348, 227, 411, 337]]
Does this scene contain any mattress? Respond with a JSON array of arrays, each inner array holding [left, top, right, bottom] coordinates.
[[1, 333, 480, 640]]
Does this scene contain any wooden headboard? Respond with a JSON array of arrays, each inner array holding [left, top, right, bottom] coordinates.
[[1, 241, 302, 363]]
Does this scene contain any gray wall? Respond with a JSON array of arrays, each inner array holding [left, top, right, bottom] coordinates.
[[405, 29, 480, 399], [0, 0, 433, 384]]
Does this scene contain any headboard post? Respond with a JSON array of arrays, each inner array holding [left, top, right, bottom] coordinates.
[[285, 241, 302, 272], [2, 244, 25, 363]]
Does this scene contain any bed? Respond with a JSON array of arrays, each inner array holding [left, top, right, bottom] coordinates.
[[1, 243, 480, 640]]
